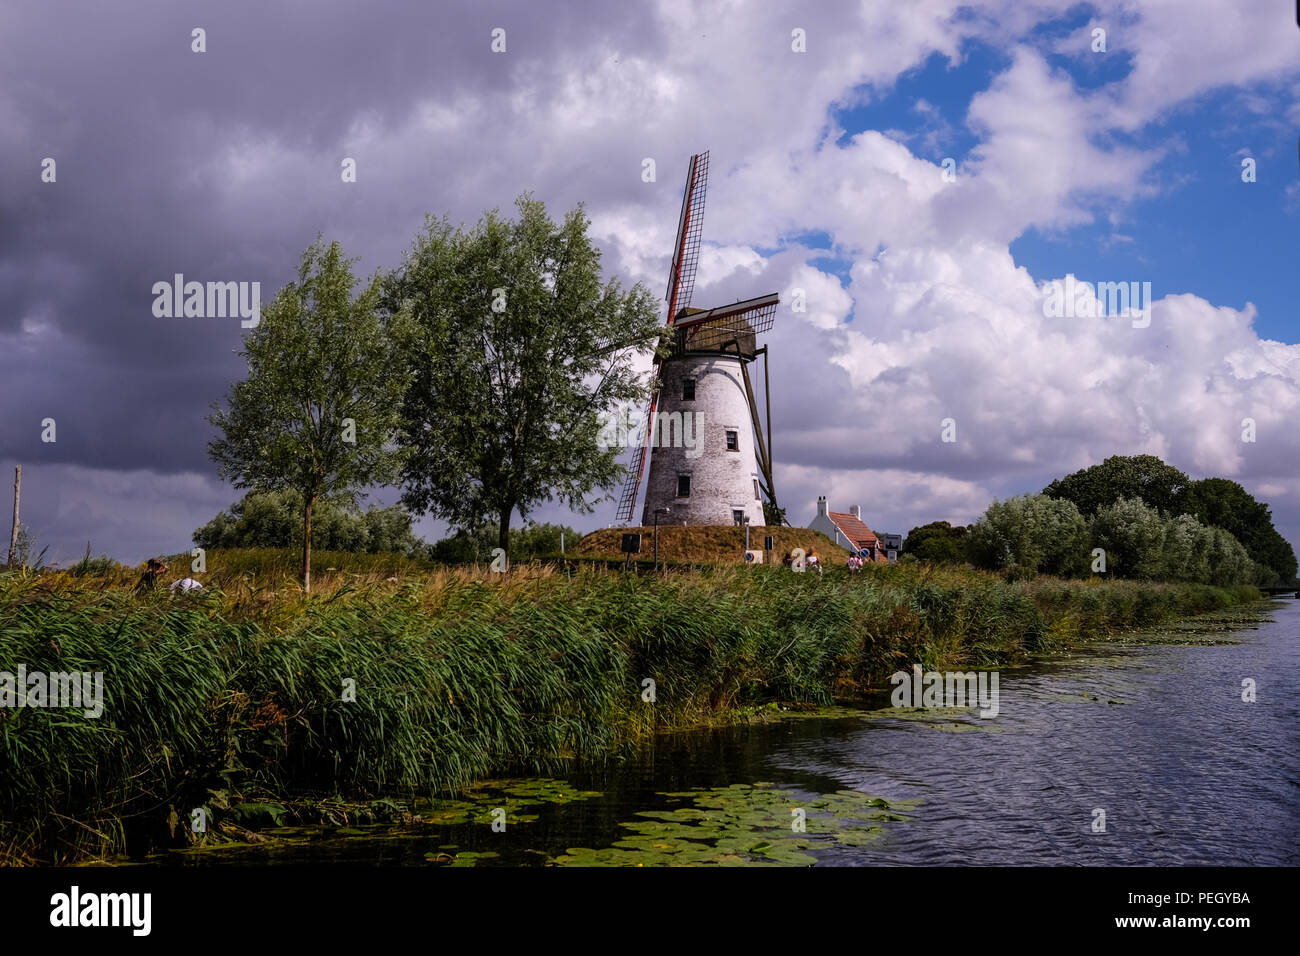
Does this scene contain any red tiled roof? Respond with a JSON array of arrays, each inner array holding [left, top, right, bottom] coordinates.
[[827, 511, 880, 551]]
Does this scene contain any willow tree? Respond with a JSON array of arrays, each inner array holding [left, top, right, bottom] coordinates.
[[207, 238, 408, 592], [384, 195, 661, 552]]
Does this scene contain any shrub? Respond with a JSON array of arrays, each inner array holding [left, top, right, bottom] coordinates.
[[966, 494, 1089, 577]]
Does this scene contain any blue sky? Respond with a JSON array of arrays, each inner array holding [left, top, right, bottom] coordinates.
[[828, 32, 1297, 345]]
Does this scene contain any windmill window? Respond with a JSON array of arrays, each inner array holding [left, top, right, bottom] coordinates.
[[725, 430, 739, 451], [732, 510, 745, 525], [753, 479, 760, 500], [676, 475, 691, 498], [682, 379, 696, 400]]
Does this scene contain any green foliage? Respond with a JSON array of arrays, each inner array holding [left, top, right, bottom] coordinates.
[[1088, 498, 1256, 585], [427, 520, 578, 563], [1088, 496, 1169, 579], [511, 521, 577, 557], [1186, 478, 1296, 585], [383, 195, 663, 552], [427, 526, 494, 564], [1044, 454, 1194, 517], [965, 494, 1090, 577], [7, 525, 48, 570], [967, 491, 1261, 587], [0, 564, 1261, 864], [1161, 513, 1211, 583], [194, 490, 424, 555], [1042, 456, 1296, 586], [70, 552, 119, 577], [207, 238, 409, 590], [901, 521, 967, 563]]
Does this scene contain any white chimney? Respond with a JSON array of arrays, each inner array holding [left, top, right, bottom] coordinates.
[[850, 505, 861, 519], [817, 495, 828, 517]]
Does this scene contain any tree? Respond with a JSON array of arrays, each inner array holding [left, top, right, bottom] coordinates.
[[427, 519, 577, 563], [207, 239, 408, 592], [193, 489, 424, 555], [1044, 454, 1194, 518], [1161, 513, 1211, 583], [1088, 497, 1169, 579], [510, 521, 578, 557], [901, 521, 967, 563], [1187, 478, 1296, 585], [1203, 525, 1253, 586], [966, 494, 1089, 577], [384, 195, 662, 552], [1045, 458, 1296, 584], [8, 524, 47, 570]]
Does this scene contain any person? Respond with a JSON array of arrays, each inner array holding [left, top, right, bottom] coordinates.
[[134, 558, 169, 594], [847, 553, 861, 572], [806, 546, 822, 576]]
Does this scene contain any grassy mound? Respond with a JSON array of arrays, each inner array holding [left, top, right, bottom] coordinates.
[[575, 525, 846, 564]]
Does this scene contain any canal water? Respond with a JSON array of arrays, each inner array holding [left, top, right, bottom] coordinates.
[[169, 600, 1299, 866]]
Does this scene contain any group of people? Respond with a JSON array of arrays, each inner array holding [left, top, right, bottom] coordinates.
[[780, 545, 875, 573], [134, 558, 203, 595], [847, 547, 876, 571], [781, 545, 823, 575]]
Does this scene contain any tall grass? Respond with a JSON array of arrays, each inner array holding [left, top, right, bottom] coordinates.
[[0, 554, 1261, 864]]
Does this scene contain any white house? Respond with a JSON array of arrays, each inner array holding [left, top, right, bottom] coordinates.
[[808, 496, 889, 562]]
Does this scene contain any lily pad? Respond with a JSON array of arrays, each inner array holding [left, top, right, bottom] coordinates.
[[555, 783, 919, 867]]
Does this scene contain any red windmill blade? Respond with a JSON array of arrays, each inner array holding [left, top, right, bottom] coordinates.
[[615, 151, 709, 523]]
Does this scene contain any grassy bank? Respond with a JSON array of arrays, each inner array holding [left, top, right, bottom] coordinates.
[[0, 555, 1262, 864]]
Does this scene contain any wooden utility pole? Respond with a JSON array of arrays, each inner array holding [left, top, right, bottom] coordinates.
[[6, 465, 19, 568]]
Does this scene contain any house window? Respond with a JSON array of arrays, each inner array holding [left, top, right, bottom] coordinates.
[[725, 430, 738, 451], [682, 378, 696, 400], [676, 475, 691, 498], [733, 510, 745, 525], [753, 479, 760, 500]]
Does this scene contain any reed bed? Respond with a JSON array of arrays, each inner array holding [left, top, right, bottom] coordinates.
[[0, 554, 1261, 864]]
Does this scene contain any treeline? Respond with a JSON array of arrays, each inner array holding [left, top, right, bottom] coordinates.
[[195, 490, 425, 556], [193, 490, 576, 563], [426, 520, 577, 563], [903, 455, 1297, 586]]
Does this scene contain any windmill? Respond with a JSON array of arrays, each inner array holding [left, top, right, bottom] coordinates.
[[614, 150, 782, 527]]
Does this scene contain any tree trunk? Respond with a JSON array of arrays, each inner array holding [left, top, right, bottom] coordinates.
[[303, 495, 315, 594], [498, 507, 512, 554], [6, 465, 18, 568]]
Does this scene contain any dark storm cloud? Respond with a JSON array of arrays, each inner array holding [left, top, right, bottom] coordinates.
[[0, 0, 669, 558]]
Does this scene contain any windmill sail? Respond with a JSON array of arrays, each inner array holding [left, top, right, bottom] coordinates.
[[615, 151, 710, 523], [665, 151, 708, 320]]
